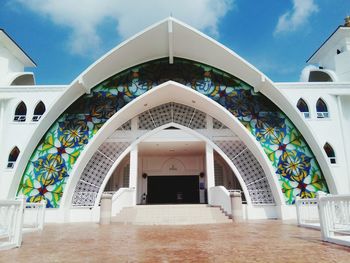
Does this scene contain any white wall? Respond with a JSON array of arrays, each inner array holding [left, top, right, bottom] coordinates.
[[0, 46, 24, 77], [0, 86, 66, 199], [277, 83, 350, 194]]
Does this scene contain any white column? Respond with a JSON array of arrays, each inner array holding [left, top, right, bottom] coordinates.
[[129, 145, 138, 206], [100, 193, 113, 224], [205, 143, 215, 204]]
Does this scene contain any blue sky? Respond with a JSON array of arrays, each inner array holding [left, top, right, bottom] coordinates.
[[0, 0, 349, 84]]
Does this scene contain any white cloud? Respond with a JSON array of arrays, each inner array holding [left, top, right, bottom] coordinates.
[[274, 0, 318, 35], [15, 0, 233, 56]]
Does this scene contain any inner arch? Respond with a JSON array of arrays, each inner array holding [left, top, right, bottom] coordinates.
[[69, 103, 276, 207]]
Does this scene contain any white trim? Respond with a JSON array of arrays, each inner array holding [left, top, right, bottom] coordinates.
[[168, 19, 174, 64]]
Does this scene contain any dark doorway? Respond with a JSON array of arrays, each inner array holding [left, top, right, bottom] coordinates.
[[147, 176, 199, 204]]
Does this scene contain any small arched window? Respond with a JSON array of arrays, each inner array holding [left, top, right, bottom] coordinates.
[[324, 143, 336, 164], [14, 101, 27, 122], [32, 101, 46, 121], [316, 98, 329, 118], [7, 146, 20, 168], [297, 99, 310, 118]]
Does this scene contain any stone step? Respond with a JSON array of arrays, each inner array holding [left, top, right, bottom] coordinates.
[[111, 204, 231, 225]]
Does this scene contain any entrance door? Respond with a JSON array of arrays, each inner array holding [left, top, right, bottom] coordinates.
[[147, 176, 200, 204]]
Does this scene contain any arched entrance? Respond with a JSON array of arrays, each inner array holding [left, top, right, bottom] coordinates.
[[67, 106, 275, 209], [17, 58, 329, 213]]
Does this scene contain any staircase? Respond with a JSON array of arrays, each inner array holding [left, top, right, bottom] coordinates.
[[111, 204, 231, 225]]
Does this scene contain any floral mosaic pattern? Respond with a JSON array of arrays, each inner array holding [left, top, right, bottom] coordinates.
[[18, 58, 328, 207]]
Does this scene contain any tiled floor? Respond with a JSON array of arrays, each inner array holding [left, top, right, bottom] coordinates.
[[1, 220, 350, 263]]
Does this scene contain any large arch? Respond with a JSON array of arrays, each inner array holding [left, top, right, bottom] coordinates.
[[17, 58, 329, 208]]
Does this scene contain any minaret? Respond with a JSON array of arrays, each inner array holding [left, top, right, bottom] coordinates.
[[345, 16, 350, 27]]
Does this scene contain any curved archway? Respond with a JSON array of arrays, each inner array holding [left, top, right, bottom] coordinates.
[[33, 101, 46, 121], [17, 58, 329, 208], [14, 101, 27, 122], [67, 120, 267, 208]]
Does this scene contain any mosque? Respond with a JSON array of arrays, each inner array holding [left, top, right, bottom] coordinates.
[[0, 17, 350, 223]]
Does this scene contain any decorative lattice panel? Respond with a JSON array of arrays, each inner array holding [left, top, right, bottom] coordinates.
[[149, 103, 173, 127], [138, 102, 207, 130], [214, 140, 275, 204], [72, 142, 129, 206], [189, 110, 206, 129], [117, 120, 131, 130], [98, 142, 129, 161], [213, 118, 228, 129]]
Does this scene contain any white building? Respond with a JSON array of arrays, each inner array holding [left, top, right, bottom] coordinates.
[[1, 17, 350, 223]]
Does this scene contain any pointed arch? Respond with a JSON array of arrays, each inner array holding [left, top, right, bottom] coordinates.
[[296, 98, 310, 118], [316, 98, 329, 118], [32, 101, 46, 121], [7, 146, 20, 169], [14, 101, 27, 122], [17, 59, 330, 208], [324, 143, 336, 164]]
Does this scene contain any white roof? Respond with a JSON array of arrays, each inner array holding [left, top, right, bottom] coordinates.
[[307, 26, 350, 64], [0, 29, 36, 67], [73, 17, 269, 92]]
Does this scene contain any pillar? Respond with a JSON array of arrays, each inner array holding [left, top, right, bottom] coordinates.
[[129, 145, 138, 206], [230, 191, 243, 222], [205, 143, 215, 204], [100, 193, 113, 224]]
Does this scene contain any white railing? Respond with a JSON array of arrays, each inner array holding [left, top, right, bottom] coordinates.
[[13, 115, 26, 122], [0, 199, 25, 250], [302, 112, 310, 118], [32, 114, 42, 122], [22, 200, 46, 232], [318, 194, 350, 246], [317, 112, 329, 118], [209, 186, 232, 216], [72, 192, 98, 207], [111, 188, 135, 215], [7, 161, 15, 169], [295, 197, 320, 229]]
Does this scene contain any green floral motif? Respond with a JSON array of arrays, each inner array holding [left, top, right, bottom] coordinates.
[[18, 58, 328, 207]]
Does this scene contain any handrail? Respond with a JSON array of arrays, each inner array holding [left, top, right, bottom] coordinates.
[[209, 186, 232, 216], [295, 197, 319, 229], [318, 194, 350, 246], [22, 200, 46, 232], [111, 188, 135, 215], [0, 199, 25, 250]]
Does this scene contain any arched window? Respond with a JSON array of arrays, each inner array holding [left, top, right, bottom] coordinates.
[[14, 101, 27, 122], [324, 143, 336, 164], [32, 101, 46, 121], [316, 98, 329, 118], [297, 99, 310, 118], [309, 71, 333, 82], [7, 146, 20, 168]]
